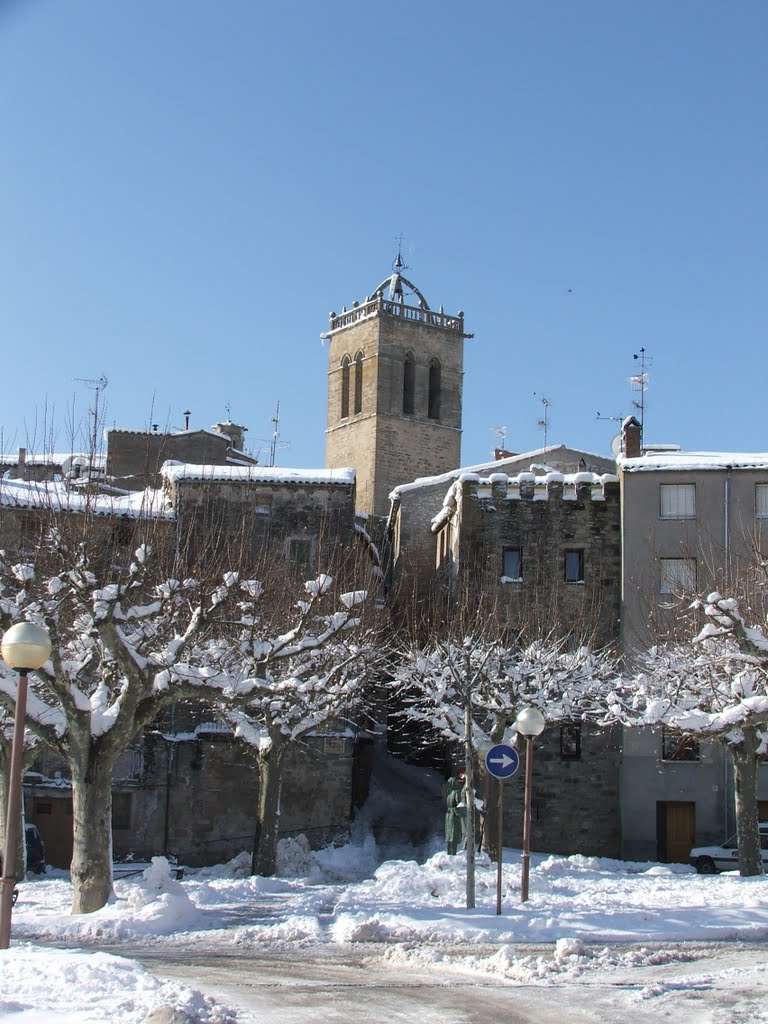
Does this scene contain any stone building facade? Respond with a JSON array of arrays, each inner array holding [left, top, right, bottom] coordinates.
[[434, 467, 621, 646], [107, 420, 255, 490], [387, 444, 617, 611], [325, 269, 470, 518]]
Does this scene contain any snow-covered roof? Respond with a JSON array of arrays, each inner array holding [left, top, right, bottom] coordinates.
[[620, 452, 768, 472], [107, 427, 229, 441], [390, 444, 613, 500], [0, 477, 172, 518], [162, 463, 355, 486], [0, 452, 98, 466]]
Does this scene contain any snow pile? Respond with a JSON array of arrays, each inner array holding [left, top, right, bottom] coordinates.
[[5, 843, 768, 1019], [14, 860, 203, 942], [0, 944, 235, 1023]]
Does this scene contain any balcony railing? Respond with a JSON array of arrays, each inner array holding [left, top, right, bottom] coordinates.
[[328, 296, 464, 334]]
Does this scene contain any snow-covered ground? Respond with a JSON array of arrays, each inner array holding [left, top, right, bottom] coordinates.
[[2, 841, 767, 1022]]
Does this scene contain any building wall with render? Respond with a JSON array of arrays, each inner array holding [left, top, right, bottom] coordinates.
[[618, 447, 768, 858]]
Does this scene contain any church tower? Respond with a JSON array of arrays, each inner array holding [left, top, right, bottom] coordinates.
[[324, 259, 471, 517]]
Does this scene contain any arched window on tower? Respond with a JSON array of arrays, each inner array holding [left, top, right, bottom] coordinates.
[[340, 356, 350, 420], [403, 354, 415, 415], [428, 359, 441, 420], [354, 351, 364, 415]]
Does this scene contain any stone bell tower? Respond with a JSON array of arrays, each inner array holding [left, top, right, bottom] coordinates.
[[324, 258, 471, 518]]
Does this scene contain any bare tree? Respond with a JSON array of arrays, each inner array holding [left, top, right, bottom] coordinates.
[[393, 592, 619, 908], [0, 498, 378, 912]]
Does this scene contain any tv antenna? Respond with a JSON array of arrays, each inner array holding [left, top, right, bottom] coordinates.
[[629, 348, 652, 435], [254, 401, 290, 467], [596, 412, 623, 423], [269, 401, 281, 468], [75, 375, 108, 464], [534, 393, 551, 449]]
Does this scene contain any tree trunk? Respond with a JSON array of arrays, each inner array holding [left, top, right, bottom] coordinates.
[[730, 727, 764, 877], [464, 702, 475, 910], [251, 738, 287, 877], [70, 757, 114, 913]]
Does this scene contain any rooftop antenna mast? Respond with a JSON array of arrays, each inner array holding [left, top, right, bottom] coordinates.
[[595, 412, 624, 423], [269, 401, 280, 468], [491, 425, 507, 456], [75, 374, 108, 466], [629, 348, 652, 436], [534, 393, 551, 450]]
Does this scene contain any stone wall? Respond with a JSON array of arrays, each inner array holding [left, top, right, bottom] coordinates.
[[115, 731, 361, 867], [325, 305, 465, 518], [107, 429, 233, 489], [498, 723, 622, 858], [455, 475, 621, 644]]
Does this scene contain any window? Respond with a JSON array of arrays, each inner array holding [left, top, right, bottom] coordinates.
[[340, 356, 350, 420], [564, 549, 584, 583], [756, 484, 768, 518], [661, 727, 700, 762], [660, 483, 695, 519], [19, 514, 43, 557], [659, 557, 696, 595], [428, 359, 441, 420], [112, 792, 133, 830], [353, 351, 363, 415], [502, 547, 522, 581], [560, 725, 581, 760], [436, 526, 452, 570], [289, 538, 311, 566], [403, 354, 415, 415]]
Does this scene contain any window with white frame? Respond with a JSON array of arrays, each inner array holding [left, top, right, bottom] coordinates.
[[659, 557, 696, 595], [756, 484, 768, 518], [660, 483, 696, 519]]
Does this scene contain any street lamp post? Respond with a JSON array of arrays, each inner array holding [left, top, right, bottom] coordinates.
[[514, 707, 546, 903], [0, 622, 52, 949]]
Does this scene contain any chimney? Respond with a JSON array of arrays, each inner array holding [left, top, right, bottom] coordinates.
[[621, 416, 642, 458], [17, 447, 27, 480], [494, 447, 514, 461]]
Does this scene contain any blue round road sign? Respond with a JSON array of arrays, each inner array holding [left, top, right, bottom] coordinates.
[[485, 744, 520, 779]]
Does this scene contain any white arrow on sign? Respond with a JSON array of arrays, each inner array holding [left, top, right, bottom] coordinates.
[[489, 753, 516, 769]]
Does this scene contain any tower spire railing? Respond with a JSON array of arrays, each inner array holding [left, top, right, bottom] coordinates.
[[327, 295, 464, 335]]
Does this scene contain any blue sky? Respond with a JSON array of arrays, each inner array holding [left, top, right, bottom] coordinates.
[[1, 1, 765, 468]]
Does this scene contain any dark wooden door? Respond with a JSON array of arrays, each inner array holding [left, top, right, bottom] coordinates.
[[657, 801, 695, 863]]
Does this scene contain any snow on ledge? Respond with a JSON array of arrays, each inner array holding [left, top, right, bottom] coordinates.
[[620, 451, 768, 472], [162, 463, 356, 486]]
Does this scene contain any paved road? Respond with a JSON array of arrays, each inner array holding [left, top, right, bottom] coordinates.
[[137, 946, 595, 1024], [118, 941, 768, 1024]]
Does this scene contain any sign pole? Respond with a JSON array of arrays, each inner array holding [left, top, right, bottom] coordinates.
[[484, 743, 519, 917], [496, 778, 503, 915]]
